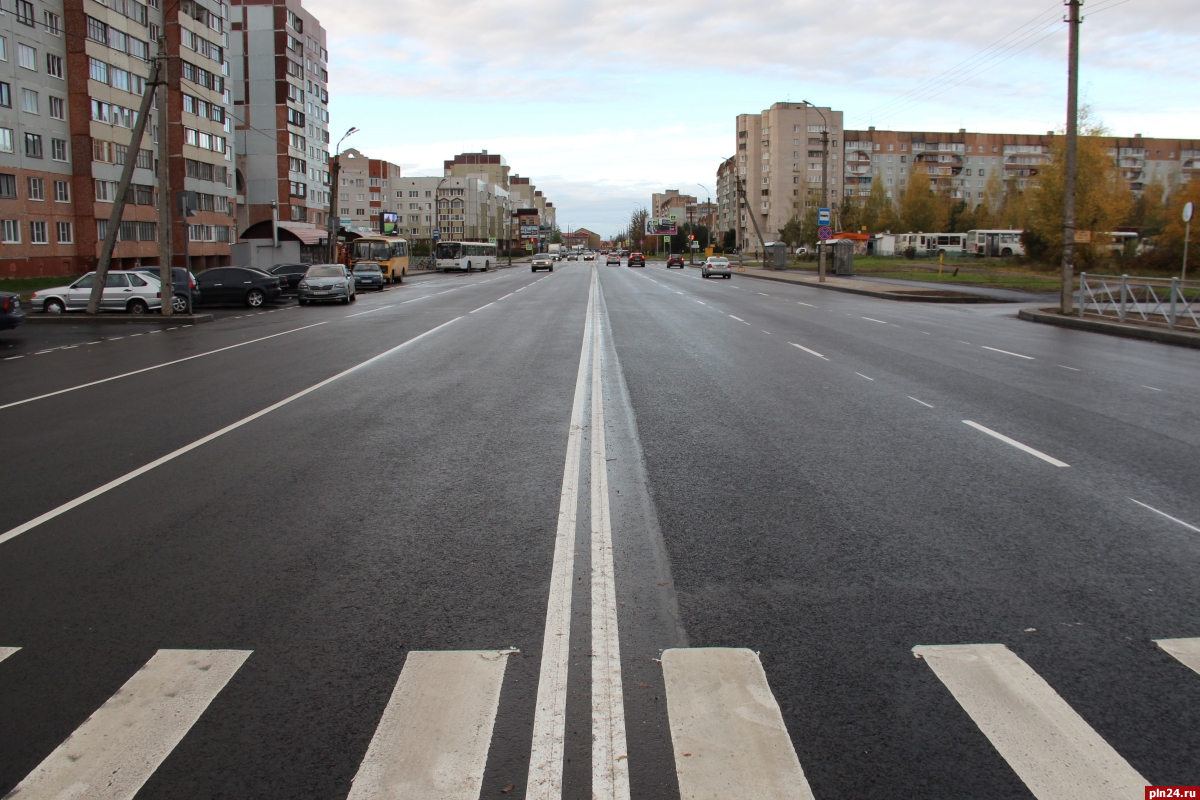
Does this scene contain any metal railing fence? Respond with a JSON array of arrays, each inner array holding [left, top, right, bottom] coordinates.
[[1078, 273, 1200, 331]]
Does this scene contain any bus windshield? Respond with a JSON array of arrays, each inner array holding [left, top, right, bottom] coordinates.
[[353, 241, 392, 261], [436, 243, 463, 259]]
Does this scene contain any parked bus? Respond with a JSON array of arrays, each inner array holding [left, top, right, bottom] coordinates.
[[435, 241, 498, 272], [893, 233, 969, 256], [965, 229, 1026, 258], [350, 236, 409, 283]]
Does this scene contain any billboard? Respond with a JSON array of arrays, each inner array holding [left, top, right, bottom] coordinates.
[[646, 216, 678, 236], [380, 211, 399, 235], [520, 225, 540, 237]]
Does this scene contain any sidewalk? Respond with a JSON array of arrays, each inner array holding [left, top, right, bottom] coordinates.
[[714, 265, 1015, 303], [1019, 307, 1200, 350]]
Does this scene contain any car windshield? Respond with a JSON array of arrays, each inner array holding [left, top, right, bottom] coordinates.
[[353, 241, 393, 261], [436, 243, 463, 259], [709, 258, 729, 264], [306, 266, 342, 278]]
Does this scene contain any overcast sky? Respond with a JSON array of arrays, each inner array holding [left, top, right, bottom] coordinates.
[[310, 0, 1198, 237]]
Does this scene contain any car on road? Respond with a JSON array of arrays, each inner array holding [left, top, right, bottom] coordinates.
[[627, 252, 646, 267], [298, 264, 356, 305], [0, 292, 25, 329], [583, 253, 595, 261], [351, 261, 387, 291], [268, 263, 311, 295], [701, 256, 732, 279], [133, 267, 201, 313], [666, 255, 685, 269], [195, 267, 283, 308], [30, 271, 164, 314], [606, 252, 621, 266], [531, 254, 554, 272]]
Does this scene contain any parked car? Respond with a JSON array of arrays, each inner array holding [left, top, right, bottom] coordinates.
[[702, 256, 732, 279], [298, 264, 356, 305], [0, 292, 25, 330], [269, 263, 311, 295], [531, 253, 555, 272], [195, 267, 282, 307], [133, 267, 201, 313], [352, 261, 387, 291], [627, 252, 646, 267], [30, 271, 164, 314], [606, 252, 621, 265], [666, 255, 685, 269]]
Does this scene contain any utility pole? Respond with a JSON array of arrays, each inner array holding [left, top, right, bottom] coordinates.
[[737, 177, 767, 264], [88, 42, 163, 315], [326, 127, 358, 264], [1060, 0, 1082, 314], [155, 36, 173, 315], [802, 100, 831, 283]]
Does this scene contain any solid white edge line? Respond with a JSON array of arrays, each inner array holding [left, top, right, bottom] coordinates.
[[962, 421, 1069, 467], [907, 396, 934, 408], [0, 317, 462, 547], [1154, 638, 1200, 676], [590, 285, 630, 800], [1057, 365, 1080, 371], [346, 304, 393, 318], [789, 342, 827, 360], [981, 345, 1035, 360], [0, 321, 329, 411], [469, 303, 495, 314], [526, 269, 595, 799], [1129, 498, 1200, 533]]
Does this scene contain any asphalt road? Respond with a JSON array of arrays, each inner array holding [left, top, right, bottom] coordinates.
[[0, 259, 1197, 799]]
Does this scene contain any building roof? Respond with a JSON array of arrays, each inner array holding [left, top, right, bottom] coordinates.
[[239, 220, 327, 245]]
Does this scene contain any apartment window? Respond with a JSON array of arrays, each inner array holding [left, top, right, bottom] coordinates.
[[20, 89, 38, 114], [355, 208, 364, 216], [110, 67, 130, 91], [0, 129, 12, 153], [288, 156, 305, 173], [46, 53, 63, 78], [136, 148, 153, 169], [56, 221, 72, 243], [108, 27, 128, 53], [135, 184, 153, 204], [26, 177, 43, 200], [0, 83, 9, 108], [137, 221, 156, 241], [0, 174, 15, 198], [289, 181, 306, 197], [29, 220, 47, 244], [287, 108, 304, 127], [0, 37, 6, 62], [24, 133, 42, 158], [49, 96, 64, 119], [43, 11, 61, 35], [290, 132, 305, 150], [51, 139, 66, 161], [54, 180, 69, 202], [17, 44, 36, 71], [16, 0, 35, 26], [95, 179, 118, 201]]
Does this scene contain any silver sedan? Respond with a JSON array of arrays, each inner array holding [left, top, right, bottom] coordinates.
[[701, 257, 732, 279], [298, 264, 356, 305]]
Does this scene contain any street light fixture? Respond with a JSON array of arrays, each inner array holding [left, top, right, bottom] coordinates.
[[326, 126, 359, 263]]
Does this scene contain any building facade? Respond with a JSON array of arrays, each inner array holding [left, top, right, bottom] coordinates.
[[333, 147, 400, 232]]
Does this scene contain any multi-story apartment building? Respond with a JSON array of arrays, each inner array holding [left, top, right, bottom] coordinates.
[[386, 175, 511, 244], [230, 0, 329, 236], [651, 189, 696, 222], [443, 149, 508, 188], [333, 147, 400, 231], [715, 156, 736, 239]]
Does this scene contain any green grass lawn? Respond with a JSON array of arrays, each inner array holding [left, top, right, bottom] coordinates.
[[0, 275, 81, 298]]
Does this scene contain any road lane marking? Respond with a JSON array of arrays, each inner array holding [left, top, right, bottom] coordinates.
[[347, 651, 512, 800], [914, 643, 1147, 800], [958, 341, 971, 345], [0, 322, 330, 411], [757, 292, 769, 296], [1141, 385, 1162, 391], [469, 303, 495, 313], [728, 315, 748, 323], [982, 345, 1035, 360], [797, 302, 814, 307], [1155, 638, 1200, 676], [789, 343, 827, 361], [1129, 498, 1200, 533], [862, 316, 888, 324], [962, 421, 1069, 467], [4, 356, 23, 360], [527, 270, 595, 799], [0, 317, 462, 547], [663, 648, 814, 800], [908, 396, 934, 408], [0, 646, 19, 663], [346, 305, 393, 318], [855, 373, 874, 381], [1058, 365, 1080, 371], [7, 649, 250, 800], [762, 330, 771, 335], [590, 292, 630, 799]]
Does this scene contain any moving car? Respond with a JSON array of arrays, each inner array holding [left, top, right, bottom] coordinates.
[[531, 253, 554, 272], [195, 267, 283, 307], [627, 252, 646, 267], [0, 292, 25, 330], [666, 255, 685, 269], [352, 261, 387, 291], [606, 252, 621, 265], [30, 271, 164, 314], [133, 266, 201, 313], [269, 263, 311, 295], [583, 253, 595, 261], [298, 264, 356, 305], [702, 256, 732, 279]]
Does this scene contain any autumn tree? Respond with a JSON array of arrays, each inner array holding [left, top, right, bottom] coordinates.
[[898, 170, 941, 232]]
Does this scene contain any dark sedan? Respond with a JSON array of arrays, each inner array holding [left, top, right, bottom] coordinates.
[[666, 255, 685, 268], [269, 263, 311, 295], [628, 252, 646, 267], [351, 261, 387, 291], [194, 267, 282, 308], [0, 292, 25, 330]]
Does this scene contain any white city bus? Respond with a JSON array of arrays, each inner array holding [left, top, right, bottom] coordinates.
[[434, 241, 498, 272], [894, 233, 969, 256], [965, 229, 1026, 257]]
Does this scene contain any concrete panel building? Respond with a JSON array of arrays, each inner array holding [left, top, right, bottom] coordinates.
[[333, 146, 400, 232]]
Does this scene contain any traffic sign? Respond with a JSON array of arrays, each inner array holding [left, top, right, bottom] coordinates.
[[818, 208, 831, 226], [488, 237, 496, 244], [818, 226, 832, 240], [525, 243, 533, 251], [433, 229, 441, 241], [1184, 202, 1194, 223], [664, 236, 671, 243]]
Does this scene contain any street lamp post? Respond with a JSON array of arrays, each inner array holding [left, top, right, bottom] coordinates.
[[696, 182, 712, 262], [801, 100, 829, 282], [430, 176, 448, 269], [326, 127, 359, 264]]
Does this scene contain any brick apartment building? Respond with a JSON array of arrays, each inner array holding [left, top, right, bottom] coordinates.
[[333, 147, 400, 232]]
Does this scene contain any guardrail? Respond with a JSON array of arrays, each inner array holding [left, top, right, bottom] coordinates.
[[1078, 273, 1200, 331]]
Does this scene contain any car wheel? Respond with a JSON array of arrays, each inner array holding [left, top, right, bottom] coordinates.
[[549, 265, 554, 272], [1001, 248, 1013, 256], [298, 298, 308, 306], [246, 289, 265, 307], [396, 271, 404, 284], [725, 274, 731, 279], [483, 261, 490, 272], [44, 298, 65, 314], [171, 294, 188, 313], [531, 266, 537, 272], [127, 299, 149, 315]]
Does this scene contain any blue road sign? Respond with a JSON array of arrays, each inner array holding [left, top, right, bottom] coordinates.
[[818, 208, 831, 226], [433, 229, 441, 241], [818, 226, 833, 240]]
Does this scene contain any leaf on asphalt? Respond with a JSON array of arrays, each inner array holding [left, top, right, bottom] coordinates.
[[636, 682, 648, 688], [616, 755, 628, 761], [682, 753, 691, 757], [501, 784, 516, 793]]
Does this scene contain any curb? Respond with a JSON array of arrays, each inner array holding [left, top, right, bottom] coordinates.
[[718, 267, 1012, 303], [25, 313, 214, 325], [1018, 308, 1200, 349]]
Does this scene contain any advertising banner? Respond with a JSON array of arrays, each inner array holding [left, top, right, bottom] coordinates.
[[520, 225, 539, 237], [381, 211, 399, 235], [646, 217, 678, 236]]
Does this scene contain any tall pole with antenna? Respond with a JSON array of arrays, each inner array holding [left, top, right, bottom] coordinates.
[[1060, 0, 1082, 314]]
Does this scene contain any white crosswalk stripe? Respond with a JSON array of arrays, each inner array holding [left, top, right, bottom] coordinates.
[[347, 650, 514, 800], [0, 647, 19, 665], [913, 643, 1147, 800], [1156, 637, 1200, 676], [6, 648, 250, 800]]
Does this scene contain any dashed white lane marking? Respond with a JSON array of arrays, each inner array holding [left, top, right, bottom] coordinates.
[[1155, 638, 1200, 676], [981, 345, 1035, 360], [130, 333, 143, 337], [762, 331, 771, 335], [469, 303, 495, 313], [914, 644, 1147, 800], [797, 302, 814, 307], [729, 316, 748, 323], [1141, 385, 1162, 392], [589, 290, 630, 800], [855, 373, 874, 381], [0, 322, 329, 412], [1129, 498, 1200, 534], [862, 316, 888, 324], [401, 296, 431, 304], [0, 317, 462, 547], [958, 341, 971, 345], [527, 271, 595, 799], [346, 305, 394, 318], [4, 356, 23, 360], [757, 292, 769, 296], [663, 648, 815, 800], [347, 650, 513, 800], [7, 649, 250, 800], [0, 646, 19, 663], [908, 396, 934, 408], [962, 421, 1069, 467], [696, 301, 707, 305], [1058, 365, 1080, 371], [789, 343, 828, 361]]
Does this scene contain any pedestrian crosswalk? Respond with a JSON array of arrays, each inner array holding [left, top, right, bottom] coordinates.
[[0, 638, 1192, 798]]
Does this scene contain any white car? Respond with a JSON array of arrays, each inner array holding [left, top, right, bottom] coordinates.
[[31, 271, 164, 314], [701, 257, 732, 279]]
